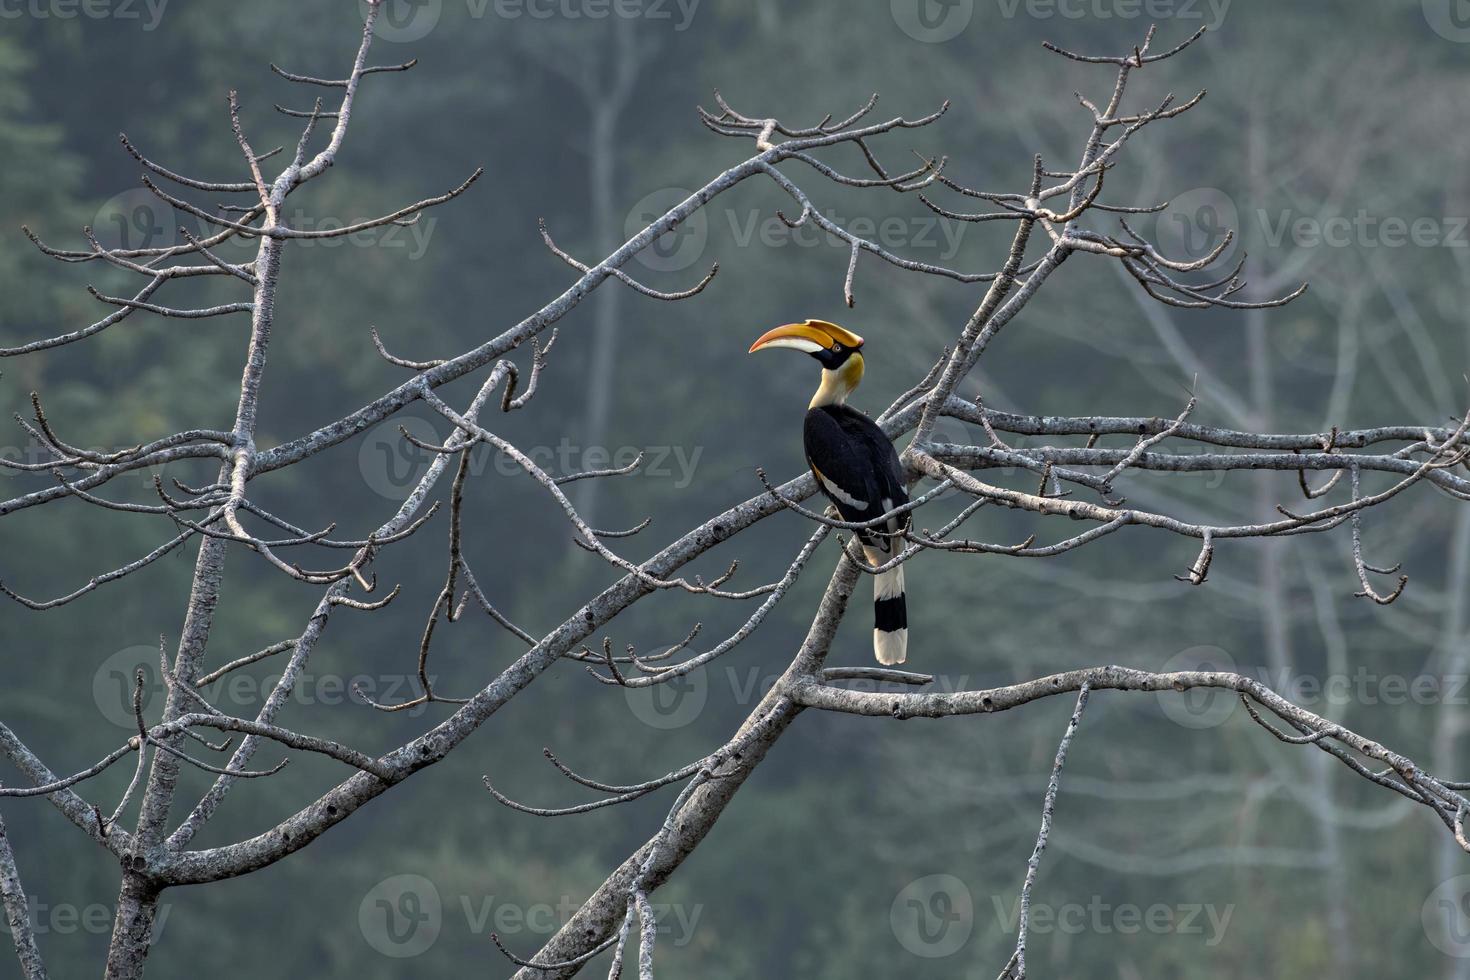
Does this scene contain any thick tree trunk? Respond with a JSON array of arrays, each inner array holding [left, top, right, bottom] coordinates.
[[103, 876, 161, 980], [103, 209, 285, 980], [513, 559, 860, 978]]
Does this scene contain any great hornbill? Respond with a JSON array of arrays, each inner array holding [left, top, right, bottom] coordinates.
[[749, 319, 910, 665]]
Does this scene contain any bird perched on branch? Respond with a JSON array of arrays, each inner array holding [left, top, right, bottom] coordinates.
[[749, 319, 910, 665]]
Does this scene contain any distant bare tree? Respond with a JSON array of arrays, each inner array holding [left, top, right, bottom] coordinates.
[[512, 15, 655, 529], [2, 9, 1468, 979]]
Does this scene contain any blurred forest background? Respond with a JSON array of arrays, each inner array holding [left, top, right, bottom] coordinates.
[[4, 0, 1470, 976]]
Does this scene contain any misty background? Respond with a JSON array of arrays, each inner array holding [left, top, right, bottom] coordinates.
[[3, 0, 1470, 976]]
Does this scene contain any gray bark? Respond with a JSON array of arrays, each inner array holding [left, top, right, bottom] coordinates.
[[0, 810, 47, 980]]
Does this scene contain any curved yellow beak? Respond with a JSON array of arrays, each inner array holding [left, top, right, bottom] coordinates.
[[748, 319, 865, 355]]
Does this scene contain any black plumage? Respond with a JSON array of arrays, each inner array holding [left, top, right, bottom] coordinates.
[[803, 405, 909, 540], [805, 404, 911, 637]]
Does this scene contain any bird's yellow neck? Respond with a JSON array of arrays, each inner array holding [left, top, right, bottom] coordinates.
[[810, 353, 864, 409]]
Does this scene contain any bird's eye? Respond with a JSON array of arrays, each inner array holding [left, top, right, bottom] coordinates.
[[831, 343, 842, 352]]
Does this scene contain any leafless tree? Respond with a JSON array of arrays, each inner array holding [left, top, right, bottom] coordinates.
[[2, 9, 1468, 979]]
